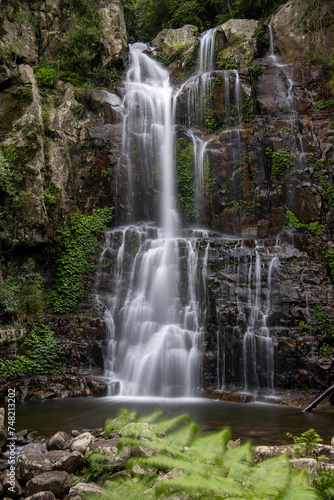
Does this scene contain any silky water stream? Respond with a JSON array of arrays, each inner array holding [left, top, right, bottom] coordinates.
[[95, 31, 282, 399]]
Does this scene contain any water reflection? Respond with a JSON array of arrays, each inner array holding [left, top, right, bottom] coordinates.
[[15, 397, 334, 445]]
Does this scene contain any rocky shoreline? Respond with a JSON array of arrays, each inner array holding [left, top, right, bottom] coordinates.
[[1, 405, 334, 500]]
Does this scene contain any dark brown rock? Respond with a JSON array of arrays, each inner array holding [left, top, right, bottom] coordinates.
[[25, 471, 73, 498]]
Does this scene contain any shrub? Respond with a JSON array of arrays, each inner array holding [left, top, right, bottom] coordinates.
[[266, 148, 293, 179], [34, 67, 58, 88]]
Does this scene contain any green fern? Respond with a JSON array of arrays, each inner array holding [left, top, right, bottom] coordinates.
[[93, 410, 321, 500]]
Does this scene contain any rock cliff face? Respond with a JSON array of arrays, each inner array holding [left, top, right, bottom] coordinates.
[[0, 0, 334, 400]]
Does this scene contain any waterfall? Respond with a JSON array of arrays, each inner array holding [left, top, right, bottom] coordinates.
[[96, 42, 210, 397], [242, 254, 278, 394], [96, 28, 284, 400], [119, 42, 178, 231]]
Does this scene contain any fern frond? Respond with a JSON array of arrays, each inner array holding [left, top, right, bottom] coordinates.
[[280, 470, 320, 500], [160, 422, 198, 450], [155, 474, 243, 498], [151, 413, 190, 435], [246, 454, 291, 498], [187, 428, 231, 465], [224, 443, 254, 483], [138, 410, 164, 423], [104, 409, 139, 437], [100, 475, 156, 499]]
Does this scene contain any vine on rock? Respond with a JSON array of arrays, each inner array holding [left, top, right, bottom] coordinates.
[[48, 207, 112, 313]]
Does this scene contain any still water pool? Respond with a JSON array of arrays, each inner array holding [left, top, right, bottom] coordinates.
[[14, 396, 334, 446]]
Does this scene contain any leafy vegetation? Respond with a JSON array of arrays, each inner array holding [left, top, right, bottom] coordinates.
[[48, 207, 112, 313], [175, 138, 199, 221], [313, 468, 334, 500], [0, 324, 65, 379], [121, 0, 287, 42], [286, 429, 323, 458], [34, 66, 58, 88], [83, 452, 117, 483], [0, 258, 43, 324], [266, 148, 293, 179], [90, 409, 320, 499], [0, 144, 22, 196], [285, 210, 325, 238]]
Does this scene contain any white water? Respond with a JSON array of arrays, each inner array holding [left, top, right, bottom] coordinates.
[[97, 42, 211, 397], [97, 28, 281, 399], [242, 254, 278, 393]]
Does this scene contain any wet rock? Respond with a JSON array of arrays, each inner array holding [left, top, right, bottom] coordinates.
[[70, 433, 95, 454], [2, 470, 22, 498], [25, 492, 56, 500], [25, 471, 73, 498], [253, 445, 293, 462], [46, 431, 69, 451], [16, 447, 87, 481], [67, 482, 104, 500]]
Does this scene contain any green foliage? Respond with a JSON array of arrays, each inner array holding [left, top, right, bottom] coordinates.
[[184, 53, 194, 68], [319, 180, 334, 206], [0, 324, 65, 379], [34, 66, 58, 88], [0, 144, 22, 196], [152, 52, 172, 66], [306, 156, 325, 171], [242, 95, 254, 123], [286, 429, 323, 458], [252, 64, 263, 79], [0, 259, 43, 324], [285, 211, 325, 238], [325, 248, 334, 282], [286, 210, 306, 229], [175, 138, 198, 221], [319, 343, 331, 358], [266, 148, 293, 179], [313, 468, 334, 500], [95, 409, 320, 500], [315, 100, 334, 110], [314, 304, 334, 337], [48, 207, 112, 313], [83, 452, 116, 483]]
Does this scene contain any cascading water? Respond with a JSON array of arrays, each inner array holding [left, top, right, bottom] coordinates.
[[96, 27, 283, 400], [96, 42, 209, 397]]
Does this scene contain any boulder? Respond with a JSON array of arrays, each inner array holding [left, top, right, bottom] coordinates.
[[16, 447, 87, 481], [221, 19, 259, 46], [98, 0, 128, 64], [70, 432, 95, 454], [152, 25, 198, 53], [25, 471, 73, 498], [25, 492, 56, 500], [46, 431, 69, 451], [2, 470, 23, 498], [269, 0, 334, 59], [219, 19, 260, 66], [67, 482, 104, 500]]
